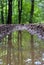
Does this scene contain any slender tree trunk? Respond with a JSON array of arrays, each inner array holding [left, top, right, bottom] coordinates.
[[1, 0, 4, 24], [7, 0, 12, 24], [5, 0, 8, 23], [29, 0, 35, 65], [18, 0, 22, 23], [29, 0, 34, 23]]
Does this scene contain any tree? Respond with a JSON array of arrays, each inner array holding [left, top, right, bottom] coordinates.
[[29, 0, 34, 23], [5, 0, 8, 23], [18, 0, 22, 23], [7, 0, 12, 24], [1, 0, 4, 24], [0, 0, 44, 24]]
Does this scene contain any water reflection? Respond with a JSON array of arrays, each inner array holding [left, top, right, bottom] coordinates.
[[0, 34, 44, 65], [0, 47, 44, 65]]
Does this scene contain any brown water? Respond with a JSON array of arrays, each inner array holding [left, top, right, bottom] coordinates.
[[0, 31, 44, 65], [0, 43, 44, 65]]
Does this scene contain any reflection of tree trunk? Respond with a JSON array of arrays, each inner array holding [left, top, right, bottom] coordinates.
[[20, 32, 23, 65], [18, 31, 23, 65], [18, 31, 22, 65], [1, 39, 4, 65], [39, 43, 42, 65], [7, 33, 12, 65], [30, 35, 35, 65], [21, 49, 23, 65], [12, 48, 16, 65], [4, 37, 7, 65]]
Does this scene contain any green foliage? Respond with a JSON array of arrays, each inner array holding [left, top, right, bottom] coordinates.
[[21, 1, 31, 23], [0, 0, 44, 23]]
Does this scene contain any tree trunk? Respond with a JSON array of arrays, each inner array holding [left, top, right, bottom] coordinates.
[[1, 0, 4, 24], [5, 0, 8, 23], [18, 0, 22, 23], [7, 0, 12, 24], [29, 0, 34, 23]]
